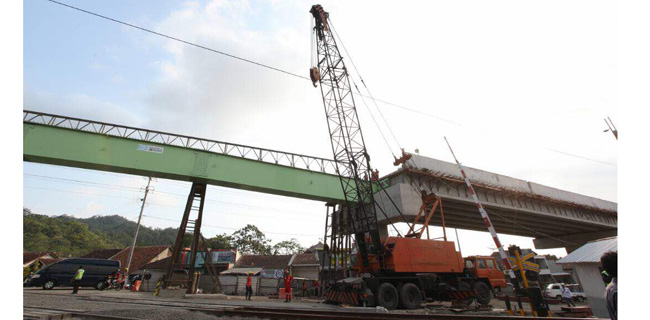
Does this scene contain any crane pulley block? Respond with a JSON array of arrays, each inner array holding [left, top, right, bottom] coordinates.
[[393, 148, 412, 166]]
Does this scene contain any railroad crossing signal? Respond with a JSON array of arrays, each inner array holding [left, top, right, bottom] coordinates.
[[508, 253, 540, 273]]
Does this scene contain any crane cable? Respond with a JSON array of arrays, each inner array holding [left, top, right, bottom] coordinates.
[[330, 22, 403, 151], [328, 22, 579, 245], [44, 0, 615, 167]]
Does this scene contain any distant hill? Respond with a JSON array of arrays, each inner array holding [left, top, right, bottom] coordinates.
[[57, 214, 179, 248], [23, 209, 179, 257], [23, 212, 121, 257]]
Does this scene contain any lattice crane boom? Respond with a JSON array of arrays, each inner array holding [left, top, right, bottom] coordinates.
[[310, 4, 382, 270]]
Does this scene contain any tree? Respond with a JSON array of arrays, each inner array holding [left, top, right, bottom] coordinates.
[[206, 233, 234, 250], [272, 238, 305, 255], [232, 225, 272, 255]]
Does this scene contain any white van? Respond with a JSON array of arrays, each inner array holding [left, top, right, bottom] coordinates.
[[545, 283, 587, 302]]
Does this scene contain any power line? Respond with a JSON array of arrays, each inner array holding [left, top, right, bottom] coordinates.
[[142, 214, 319, 237], [45, 0, 309, 82], [43, 0, 615, 167], [24, 173, 145, 191], [24, 185, 139, 200]]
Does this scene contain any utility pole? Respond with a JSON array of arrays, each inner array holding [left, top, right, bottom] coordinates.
[[603, 117, 618, 140], [125, 177, 152, 282]]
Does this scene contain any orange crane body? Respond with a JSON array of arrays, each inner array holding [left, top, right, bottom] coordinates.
[[358, 237, 464, 274]]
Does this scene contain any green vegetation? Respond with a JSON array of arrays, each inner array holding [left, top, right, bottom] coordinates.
[[23, 210, 121, 257], [23, 208, 306, 257]]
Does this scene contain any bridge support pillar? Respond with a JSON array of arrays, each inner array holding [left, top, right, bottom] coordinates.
[[533, 230, 617, 252]]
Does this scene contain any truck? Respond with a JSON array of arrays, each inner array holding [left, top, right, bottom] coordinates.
[[336, 229, 508, 309]]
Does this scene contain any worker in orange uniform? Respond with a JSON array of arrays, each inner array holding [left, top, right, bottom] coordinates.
[[245, 272, 253, 301], [283, 270, 294, 302], [313, 279, 320, 296]]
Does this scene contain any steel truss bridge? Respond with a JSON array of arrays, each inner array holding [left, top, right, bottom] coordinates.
[[23, 110, 616, 251]]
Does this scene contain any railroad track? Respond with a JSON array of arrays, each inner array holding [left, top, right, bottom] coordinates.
[[205, 306, 606, 320], [25, 295, 607, 320], [23, 306, 140, 320], [70, 296, 605, 320]]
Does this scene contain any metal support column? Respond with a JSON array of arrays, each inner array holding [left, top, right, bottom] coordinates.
[[163, 182, 207, 293]]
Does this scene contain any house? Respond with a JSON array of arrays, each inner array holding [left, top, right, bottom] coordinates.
[[23, 252, 58, 268], [178, 248, 239, 274], [235, 254, 293, 275], [289, 252, 320, 280], [556, 237, 616, 318], [82, 245, 171, 272]]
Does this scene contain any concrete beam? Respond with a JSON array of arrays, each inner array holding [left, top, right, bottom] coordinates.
[[533, 230, 617, 250]]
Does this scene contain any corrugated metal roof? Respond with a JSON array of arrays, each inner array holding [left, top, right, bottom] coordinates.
[[220, 267, 262, 275], [556, 237, 617, 264]]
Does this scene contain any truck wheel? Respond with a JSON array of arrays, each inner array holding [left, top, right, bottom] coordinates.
[[475, 281, 492, 305], [376, 283, 399, 310], [399, 283, 422, 310]]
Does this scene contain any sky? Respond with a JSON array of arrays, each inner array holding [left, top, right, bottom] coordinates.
[[23, 0, 617, 258]]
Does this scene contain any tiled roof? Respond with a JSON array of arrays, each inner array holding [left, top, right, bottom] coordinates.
[[111, 246, 171, 272], [81, 248, 123, 259], [235, 254, 292, 269], [24, 252, 57, 264], [557, 237, 617, 264], [291, 253, 319, 266], [138, 256, 171, 271], [305, 242, 324, 253], [39, 258, 62, 266]]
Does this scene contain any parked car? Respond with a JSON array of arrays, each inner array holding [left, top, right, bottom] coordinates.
[[24, 258, 120, 290], [545, 283, 587, 302]]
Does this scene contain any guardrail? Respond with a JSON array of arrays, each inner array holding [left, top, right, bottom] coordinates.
[[23, 110, 338, 174]]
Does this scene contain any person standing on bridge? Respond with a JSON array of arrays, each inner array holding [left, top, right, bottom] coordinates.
[[72, 266, 84, 294], [283, 270, 294, 303]]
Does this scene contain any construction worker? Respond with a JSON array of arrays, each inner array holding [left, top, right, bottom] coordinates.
[[313, 279, 320, 296], [245, 272, 253, 301], [72, 266, 84, 294], [371, 169, 379, 181], [283, 270, 293, 302]]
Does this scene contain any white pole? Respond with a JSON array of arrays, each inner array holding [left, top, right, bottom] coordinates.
[[125, 177, 152, 282], [444, 137, 517, 280]]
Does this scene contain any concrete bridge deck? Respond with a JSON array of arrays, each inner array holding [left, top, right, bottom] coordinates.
[[375, 155, 617, 251]]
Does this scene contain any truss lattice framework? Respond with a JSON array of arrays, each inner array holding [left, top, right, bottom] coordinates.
[[23, 110, 337, 174], [313, 10, 382, 269]]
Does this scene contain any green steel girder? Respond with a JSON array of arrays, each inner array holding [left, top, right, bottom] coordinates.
[[23, 123, 346, 202]]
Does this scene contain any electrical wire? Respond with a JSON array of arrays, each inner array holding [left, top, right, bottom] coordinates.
[[43, 0, 615, 167], [142, 214, 320, 237], [45, 0, 310, 82], [24, 173, 145, 192], [24, 185, 140, 200], [330, 21, 403, 150]]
